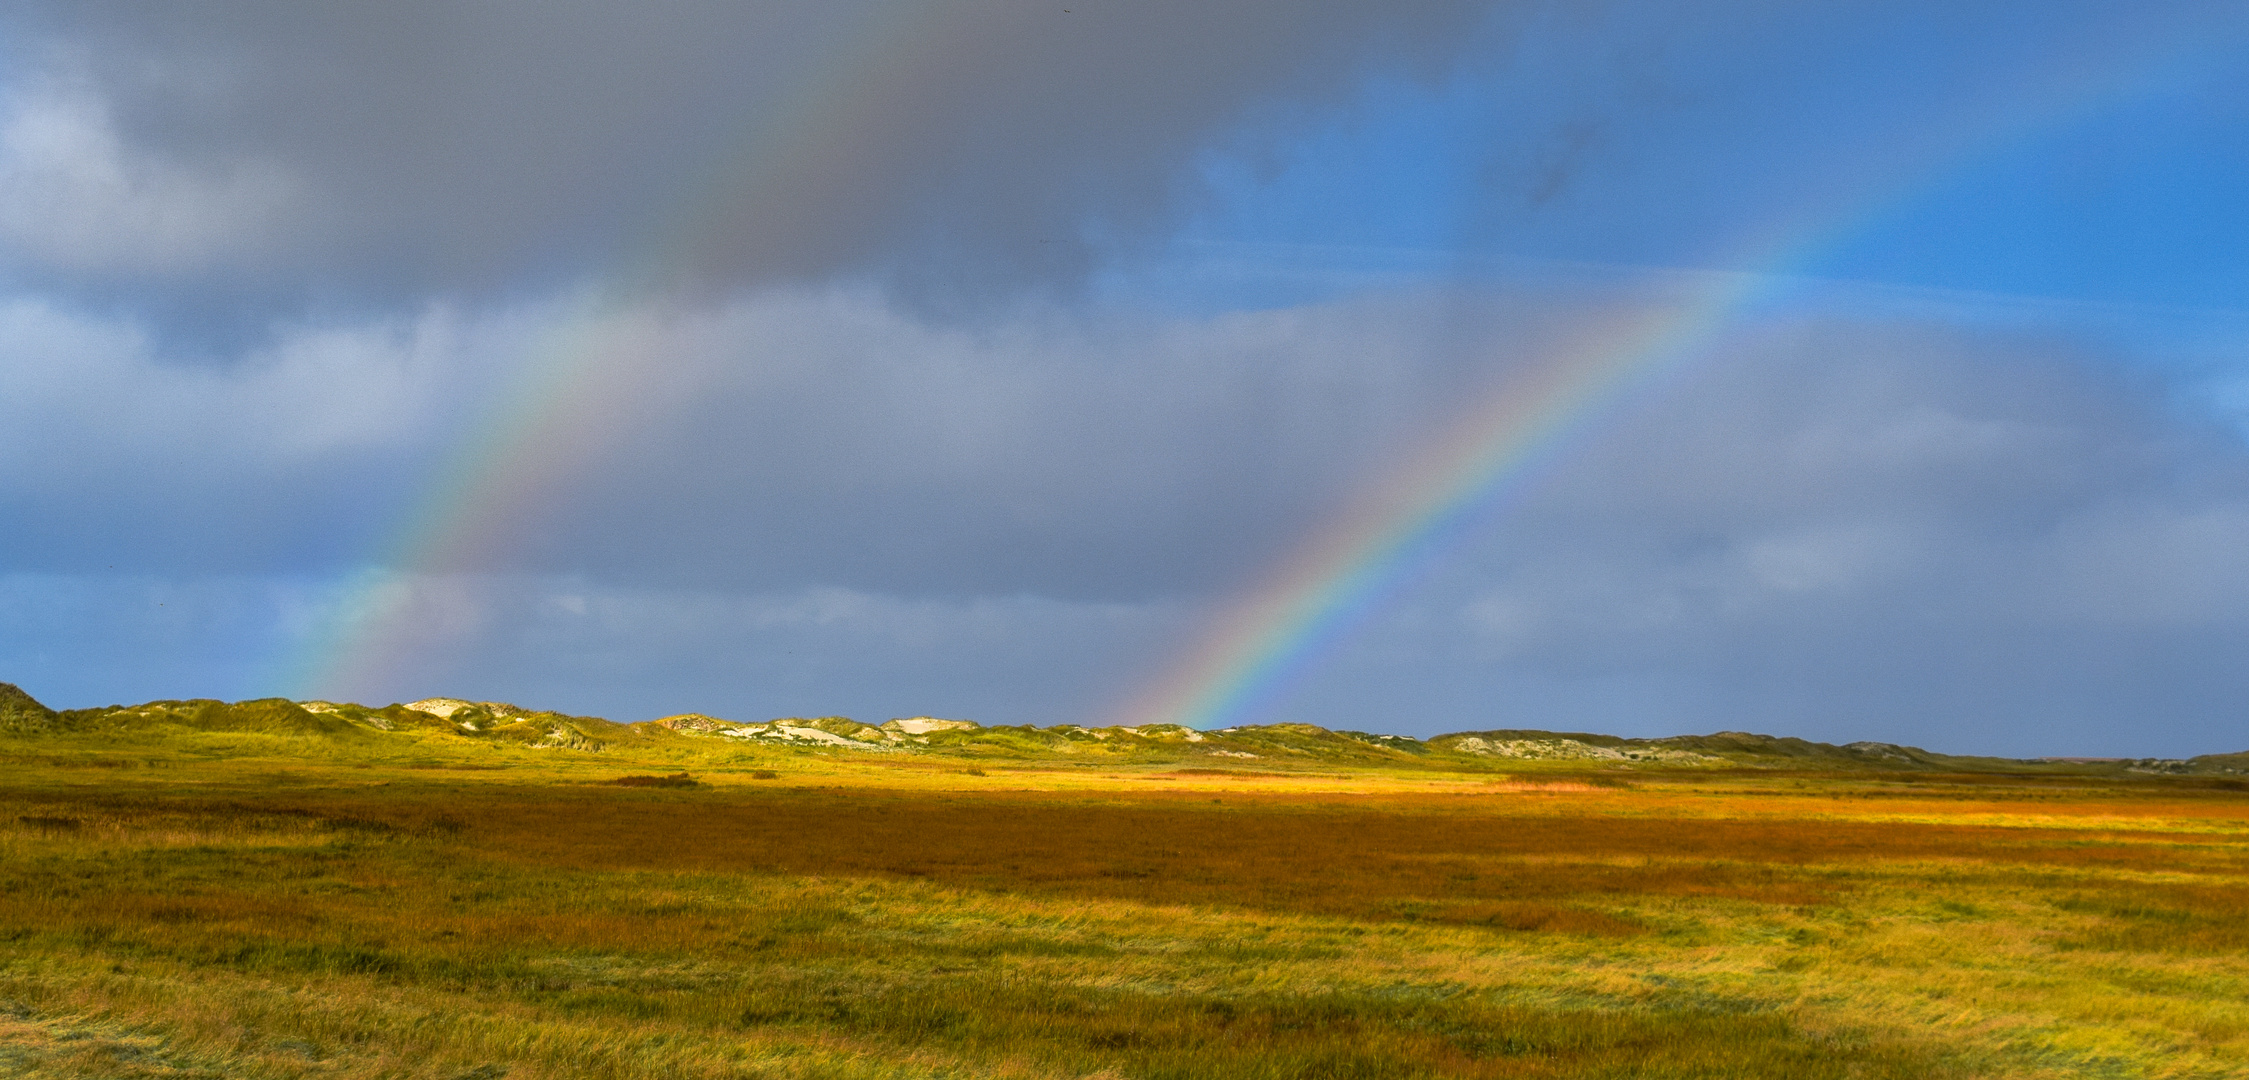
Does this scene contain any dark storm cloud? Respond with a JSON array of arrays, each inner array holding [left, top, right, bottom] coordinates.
[[0, 0, 1504, 308]]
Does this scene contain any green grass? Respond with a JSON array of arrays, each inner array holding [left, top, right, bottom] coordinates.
[[1, 705, 2246, 1077]]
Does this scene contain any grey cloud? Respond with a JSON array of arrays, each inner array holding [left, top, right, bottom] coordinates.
[[0, 284, 1504, 593], [9, 273, 2249, 755], [1, 1, 1505, 308], [0, 570, 1187, 727], [0, 86, 307, 274], [0, 293, 538, 573], [529, 289, 1506, 598], [1279, 312, 2249, 756], [313, 574, 1184, 725], [0, 297, 472, 489]]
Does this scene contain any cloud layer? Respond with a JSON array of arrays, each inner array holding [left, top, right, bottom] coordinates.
[[0, 1, 1500, 308], [4, 3, 2248, 758], [5, 273, 2248, 755]]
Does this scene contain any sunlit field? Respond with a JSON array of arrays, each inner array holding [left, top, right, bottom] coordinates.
[[3, 733, 2246, 1079]]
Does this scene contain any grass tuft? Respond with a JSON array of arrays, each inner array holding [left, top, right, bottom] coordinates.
[[605, 772, 700, 788]]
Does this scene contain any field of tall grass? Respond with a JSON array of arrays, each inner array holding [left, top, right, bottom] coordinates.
[[2, 734, 2244, 1078]]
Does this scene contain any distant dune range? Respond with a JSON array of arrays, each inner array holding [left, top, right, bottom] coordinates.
[[4, 681, 2241, 778]]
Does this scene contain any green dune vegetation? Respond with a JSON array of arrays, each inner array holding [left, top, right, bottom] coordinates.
[[1, 682, 2245, 1079]]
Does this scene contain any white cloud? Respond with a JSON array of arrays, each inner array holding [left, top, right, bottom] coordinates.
[[0, 85, 305, 274], [1739, 522, 1921, 595], [0, 296, 477, 495]]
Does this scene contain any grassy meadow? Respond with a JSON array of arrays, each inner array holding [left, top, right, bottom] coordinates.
[[2, 713, 2246, 1078]]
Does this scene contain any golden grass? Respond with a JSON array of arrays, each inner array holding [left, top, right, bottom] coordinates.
[[0, 742, 2245, 1077]]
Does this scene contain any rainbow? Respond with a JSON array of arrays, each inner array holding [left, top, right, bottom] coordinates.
[[1113, 19, 2235, 731], [287, 13, 2227, 712], [1107, 279, 1757, 730], [287, 5, 950, 700]]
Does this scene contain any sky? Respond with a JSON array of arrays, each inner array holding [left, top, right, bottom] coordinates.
[[3, 1, 2248, 757]]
